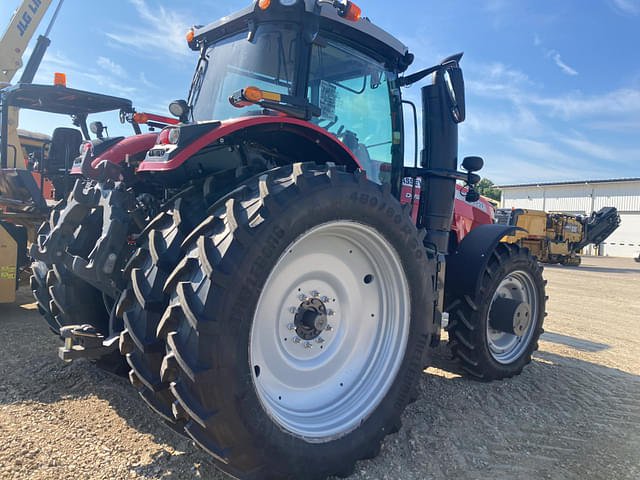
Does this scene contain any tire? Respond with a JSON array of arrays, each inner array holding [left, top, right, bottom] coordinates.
[[446, 243, 546, 380], [118, 196, 206, 425], [30, 259, 56, 333], [157, 163, 435, 479], [47, 264, 111, 334], [560, 255, 581, 266], [30, 203, 110, 335]]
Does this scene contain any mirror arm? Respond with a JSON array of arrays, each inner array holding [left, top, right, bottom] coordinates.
[[399, 52, 464, 87], [404, 166, 469, 183], [398, 65, 439, 87]]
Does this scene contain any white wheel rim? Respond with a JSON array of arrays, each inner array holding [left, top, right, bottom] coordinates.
[[487, 270, 538, 364], [249, 220, 410, 441]]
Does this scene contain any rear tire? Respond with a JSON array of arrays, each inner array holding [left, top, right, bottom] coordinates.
[[118, 197, 205, 426], [158, 163, 435, 479], [446, 243, 546, 380]]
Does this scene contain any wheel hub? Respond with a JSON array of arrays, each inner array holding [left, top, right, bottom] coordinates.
[[489, 297, 531, 337], [294, 298, 328, 340], [486, 270, 539, 364]]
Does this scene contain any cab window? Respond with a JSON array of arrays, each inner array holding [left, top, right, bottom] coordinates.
[[308, 40, 393, 184]]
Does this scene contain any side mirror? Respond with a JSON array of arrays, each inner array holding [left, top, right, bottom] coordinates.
[[465, 190, 480, 203], [462, 156, 483, 172], [169, 99, 189, 123], [444, 67, 465, 123], [90, 121, 105, 139]]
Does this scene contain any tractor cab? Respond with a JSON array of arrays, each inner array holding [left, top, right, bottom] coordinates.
[[189, 8, 404, 170], [153, 0, 414, 189]]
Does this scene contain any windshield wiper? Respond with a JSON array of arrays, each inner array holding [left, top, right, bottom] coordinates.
[[186, 48, 210, 119]]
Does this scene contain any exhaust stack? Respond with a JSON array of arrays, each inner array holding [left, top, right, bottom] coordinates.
[[419, 61, 464, 254]]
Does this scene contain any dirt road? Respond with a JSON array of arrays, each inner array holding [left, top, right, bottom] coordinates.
[[1, 256, 639, 479]]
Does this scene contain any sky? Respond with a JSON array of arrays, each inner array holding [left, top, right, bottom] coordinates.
[[1, 0, 639, 185]]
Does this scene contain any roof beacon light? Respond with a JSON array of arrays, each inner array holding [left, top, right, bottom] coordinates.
[[279, 0, 298, 5], [317, 0, 361, 21], [340, 1, 361, 21], [258, 0, 271, 9], [186, 28, 194, 42], [53, 72, 66, 86]]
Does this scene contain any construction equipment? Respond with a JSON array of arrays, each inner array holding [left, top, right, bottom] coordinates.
[[0, 0, 176, 305], [496, 207, 621, 265], [30, 1, 546, 478], [1, 0, 65, 168]]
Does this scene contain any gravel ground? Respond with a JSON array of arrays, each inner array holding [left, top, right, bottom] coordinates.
[[0, 255, 639, 480]]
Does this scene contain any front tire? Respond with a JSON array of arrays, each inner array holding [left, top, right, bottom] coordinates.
[[446, 243, 546, 380], [31, 204, 110, 335], [158, 163, 435, 479]]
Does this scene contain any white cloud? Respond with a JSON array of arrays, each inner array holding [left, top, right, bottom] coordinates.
[[468, 60, 640, 121], [105, 0, 192, 61], [529, 88, 640, 118], [139, 72, 157, 90], [533, 34, 542, 47], [511, 137, 576, 165], [534, 38, 578, 76], [559, 136, 616, 161], [41, 50, 81, 70], [31, 52, 138, 97], [610, 0, 640, 15], [587, 119, 640, 131], [549, 51, 578, 76], [97, 56, 125, 78], [482, 153, 613, 185], [464, 104, 541, 137]]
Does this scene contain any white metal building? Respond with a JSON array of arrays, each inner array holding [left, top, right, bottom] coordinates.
[[499, 178, 640, 258]]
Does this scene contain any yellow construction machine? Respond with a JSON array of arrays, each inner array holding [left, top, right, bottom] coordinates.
[[496, 207, 621, 265], [1, 0, 60, 302]]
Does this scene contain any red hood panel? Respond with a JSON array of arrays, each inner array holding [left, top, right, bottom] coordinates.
[[70, 133, 158, 174]]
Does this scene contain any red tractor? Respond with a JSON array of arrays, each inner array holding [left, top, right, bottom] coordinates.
[[31, 1, 545, 478]]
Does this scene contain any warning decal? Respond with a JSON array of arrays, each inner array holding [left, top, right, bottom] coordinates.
[[319, 80, 337, 122], [0, 265, 16, 279]]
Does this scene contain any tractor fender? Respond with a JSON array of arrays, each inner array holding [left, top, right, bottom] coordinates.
[[137, 116, 362, 173], [444, 224, 524, 310]]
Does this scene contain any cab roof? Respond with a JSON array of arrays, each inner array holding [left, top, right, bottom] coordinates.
[[191, 0, 411, 70]]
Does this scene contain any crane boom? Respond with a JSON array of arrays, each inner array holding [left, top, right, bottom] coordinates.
[[0, 0, 53, 87]]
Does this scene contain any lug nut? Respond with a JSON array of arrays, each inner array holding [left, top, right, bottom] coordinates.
[[298, 293, 307, 301], [321, 296, 329, 303], [304, 342, 312, 349], [325, 324, 333, 331], [316, 337, 325, 344], [311, 290, 320, 297], [293, 337, 301, 344], [287, 323, 296, 331], [327, 309, 335, 316], [289, 306, 297, 314]]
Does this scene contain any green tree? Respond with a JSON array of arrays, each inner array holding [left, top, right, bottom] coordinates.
[[476, 178, 501, 202]]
